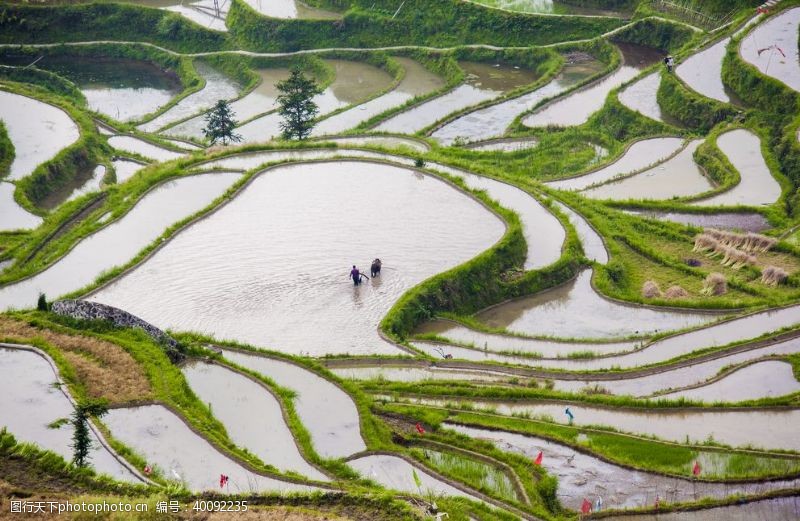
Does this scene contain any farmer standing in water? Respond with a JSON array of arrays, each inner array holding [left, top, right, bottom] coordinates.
[[350, 265, 362, 286]]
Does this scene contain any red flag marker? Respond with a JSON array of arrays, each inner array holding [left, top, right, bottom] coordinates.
[[415, 422, 425, 434], [219, 474, 229, 488], [581, 498, 592, 514], [534, 451, 543, 465], [692, 461, 701, 476], [143, 465, 152, 475]]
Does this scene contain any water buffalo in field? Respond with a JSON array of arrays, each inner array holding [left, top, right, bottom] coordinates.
[[371, 258, 382, 277]]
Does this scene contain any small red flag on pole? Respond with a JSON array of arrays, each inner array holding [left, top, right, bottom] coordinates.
[[534, 451, 543, 465], [692, 461, 701, 476], [219, 474, 229, 488], [581, 498, 592, 514], [415, 422, 425, 434]]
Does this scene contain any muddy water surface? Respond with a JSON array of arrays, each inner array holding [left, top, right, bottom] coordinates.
[[164, 4, 227, 31], [692, 129, 781, 207], [433, 58, 604, 144], [220, 348, 366, 459], [413, 320, 637, 357], [465, 138, 539, 152], [313, 57, 444, 136], [447, 424, 800, 511], [242, 0, 339, 19], [547, 137, 684, 191], [582, 140, 713, 200], [138, 62, 240, 132], [741, 7, 800, 93], [238, 60, 393, 142], [523, 43, 662, 128], [108, 135, 183, 162], [0, 90, 80, 181], [0, 172, 241, 310], [0, 347, 141, 483], [601, 497, 800, 521], [550, 336, 800, 397], [376, 60, 538, 134], [661, 360, 800, 402], [477, 269, 718, 340], [104, 405, 318, 492], [40, 165, 106, 209], [166, 68, 291, 139], [407, 397, 800, 451], [553, 201, 607, 263], [181, 361, 329, 480], [348, 454, 482, 501], [331, 365, 515, 383], [677, 38, 738, 103], [1, 55, 181, 122], [89, 161, 504, 356], [624, 210, 770, 232], [618, 71, 679, 124], [527, 303, 800, 371], [112, 158, 147, 183], [0, 182, 42, 231]]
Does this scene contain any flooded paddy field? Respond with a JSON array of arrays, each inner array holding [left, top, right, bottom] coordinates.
[[0, 172, 241, 310], [347, 454, 484, 502], [691, 129, 781, 207], [396, 396, 800, 451], [0, 346, 143, 483], [0, 54, 181, 122], [86, 161, 504, 356], [375, 60, 539, 134], [238, 59, 395, 142], [182, 360, 330, 480], [0, 182, 42, 231], [475, 269, 720, 340], [219, 348, 366, 458], [600, 496, 800, 521], [623, 210, 771, 232], [104, 404, 319, 493], [447, 424, 800, 511], [432, 56, 605, 145], [676, 38, 739, 104], [138, 62, 240, 132], [523, 43, 662, 128], [166, 67, 292, 139], [4, 1, 800, 517], [740, 7, 800, 93], [0, 90, 79, 181], [546, 137, 684, 191], [582, 140, 714, 201]]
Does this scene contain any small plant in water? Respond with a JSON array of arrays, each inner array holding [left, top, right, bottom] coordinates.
[[37, 293, 48, 311]]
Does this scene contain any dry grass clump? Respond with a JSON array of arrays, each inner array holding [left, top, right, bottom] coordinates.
[[0, 317, 152, 403], [642, 280, 662, 298], [761, 265, 788, 286], [665, 285, 689, 299], [703, 229, 776, 252], [701, 272, 727, 296]]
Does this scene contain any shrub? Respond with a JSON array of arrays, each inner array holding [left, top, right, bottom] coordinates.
[[37, 293, 48, 311]]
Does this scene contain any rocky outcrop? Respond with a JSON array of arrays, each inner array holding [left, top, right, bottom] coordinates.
[[51, 299, 183, 362]]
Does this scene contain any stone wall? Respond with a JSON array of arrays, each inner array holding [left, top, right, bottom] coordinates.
[[51, 299, 183, 362]]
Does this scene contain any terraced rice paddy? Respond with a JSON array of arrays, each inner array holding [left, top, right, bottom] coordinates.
[[1, 2, 800, 518]]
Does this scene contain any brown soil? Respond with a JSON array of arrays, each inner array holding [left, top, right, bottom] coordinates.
[[0, 316, 152, 403], [182, 506, 350, 520]]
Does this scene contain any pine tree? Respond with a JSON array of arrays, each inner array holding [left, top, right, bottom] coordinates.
[[203, 99, 241, 145], [276, 69, 322, 140], [71, 400, 109, 468]]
